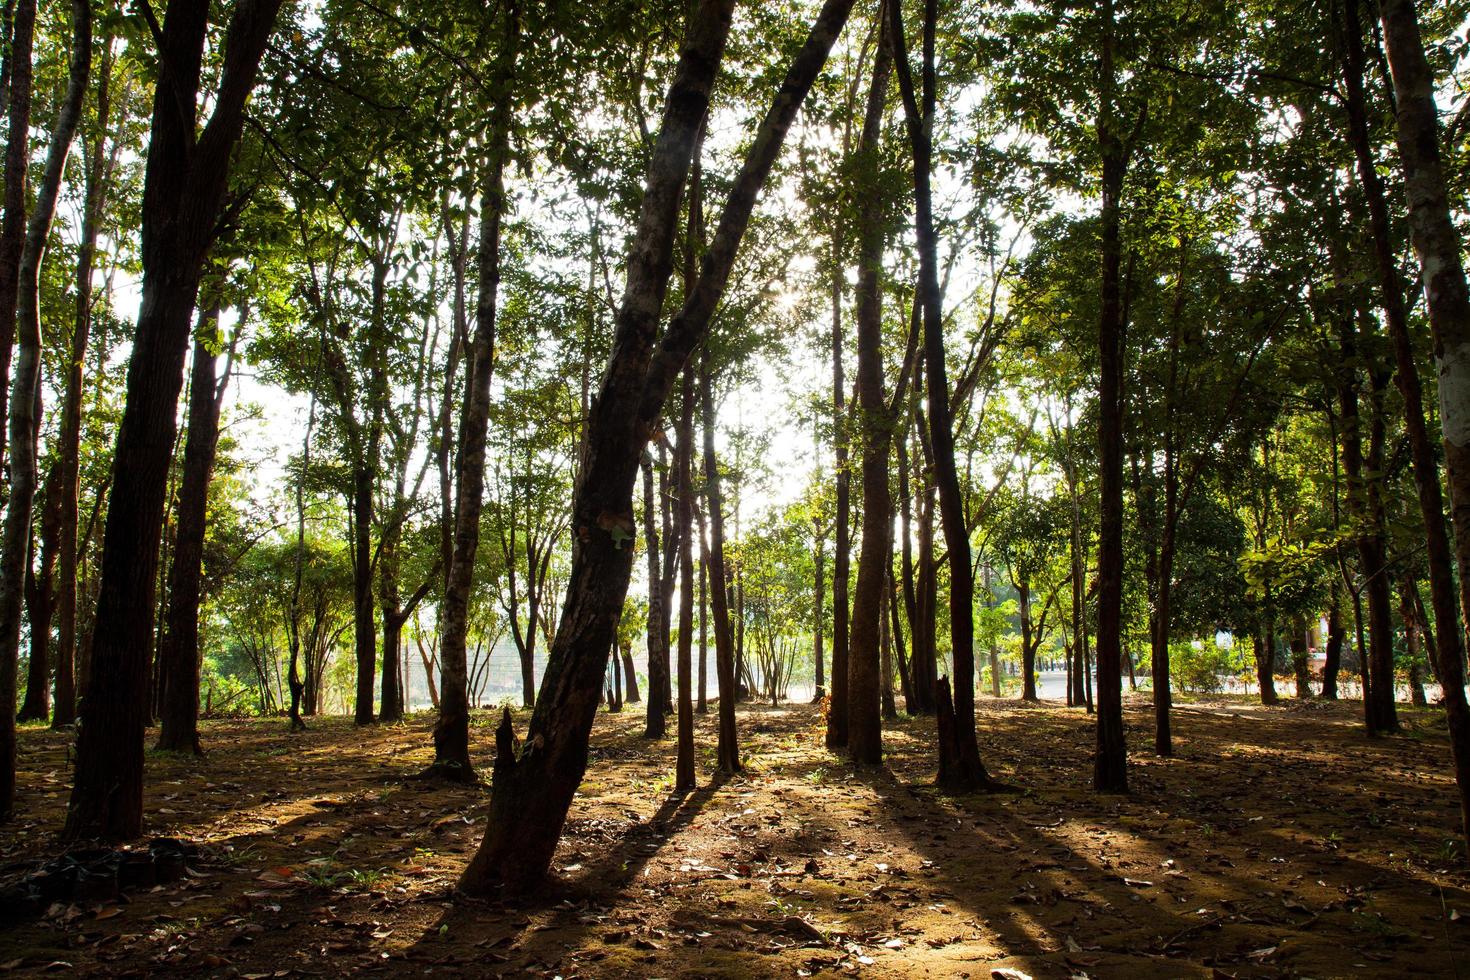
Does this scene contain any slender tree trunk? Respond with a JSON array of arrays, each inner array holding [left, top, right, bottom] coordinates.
[[1400, 582, 1428, 706], [889, 0, 995, 790], [3, 0, 87, 815], [896, 417, 921, 715], [18, 466, 59, 723], [675, 369, 696, 793], [702, 353, 740, 773], [696, 513, 706, 713], [880, 573, 897, 720], [1323, 589, 1343, 699], [888, 557, 914, 711], [56, 42, 114, 730], [641, 454, 668, 737], [1377, 0, 1470, 854], [158, 308, 230, 754], [379, 530, 404, 722], [1290, 614, 1312, 699], [64, 0, 281, 841], [1019, 581, 1037, 701], [845, 26, 891, 765], [912, 476, 939, 714], [429, 20, 515, 771], [812, 518, 825, 701], [827, 230, 852, 749], [1092, 0, 1128, 793], [657, 444, 677, 712], [460, 0, 853, 893], [0, 0, 33, 468]]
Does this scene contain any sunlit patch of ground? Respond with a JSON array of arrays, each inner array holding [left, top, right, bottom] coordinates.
[[3, 693, 1469, 977]]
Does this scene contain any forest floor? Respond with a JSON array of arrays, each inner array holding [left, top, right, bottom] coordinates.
[[3, 693, 1469, 978]]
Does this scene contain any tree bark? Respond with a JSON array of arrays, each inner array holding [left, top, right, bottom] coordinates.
[[3, 0, 87, 816], [675, 368, 696, 793], [0, 0, 33, 468], [1092, 0, 1128, 793], [827, 230, 852, 749], [846, 24, 892, 765], [1323, 589, 1343, 699], [428, 1, 517, 778], [461, 0, 859, 893], [63, 0, 281, 841], [18, 465, 59, 723], [641, 453, 668, 737], [1253, 628, 1277, 705], [891, 0, 996, 790], [1377, 0, 1470, 854], [55, 38, 114, 730], [157, 306, 231, 754], [702, 353, 740, 774]]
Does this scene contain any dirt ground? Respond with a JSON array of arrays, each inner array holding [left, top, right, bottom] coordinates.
[[3, 693, 1469, 978]]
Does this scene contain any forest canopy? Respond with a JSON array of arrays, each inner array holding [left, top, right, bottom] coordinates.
[[3, 0, 1470, 973]]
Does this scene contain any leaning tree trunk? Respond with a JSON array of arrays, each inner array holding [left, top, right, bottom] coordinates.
[[64, 0, 281, 842], [459, 0, 853, 893], [158, 312, 230, 754], [845, 24, 892, 766], [2, 0, 86, 817], [1377, 0, 1470, 855], [889, 0, 994, 791]]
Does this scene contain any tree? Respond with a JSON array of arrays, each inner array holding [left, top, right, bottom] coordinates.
[[64, 0, 283, 842], [458, 0, 856, 893]]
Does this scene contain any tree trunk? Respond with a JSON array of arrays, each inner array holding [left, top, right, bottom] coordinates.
[[1290, 614, 1312, 699], [1253, 628, 1278, 705], [429, 6, 516, 778], [880, 574, 898, 721], [1377, 0, 1470, 854], [1092, 0, 1128, 793], [18, 466, 59, 723], [56, 41, 114, 730], [64, 0, 281, 841], [378, 532, 404, 723], [812, 518, 825, 701], [641, 454, 668, 738], [1019, 580, 1037, 702], [702, 353, 740, 773], [158, 310, 229, 754], [1323, 590, 1343, 699], [625, 643, 642, 705], [657, 443, 677, 712], [888, 556, 915, 711], [911, 474, 939, 714], [696, 514, 706, 712], [1400, 582, 1428, 706], [1, 0, 86, 817], [675, 368, 696, 793], [845, 25, 892, 766], [0, 0, 33, 468], [827, 229, 851, 749], [459, 0, 852, 894]]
